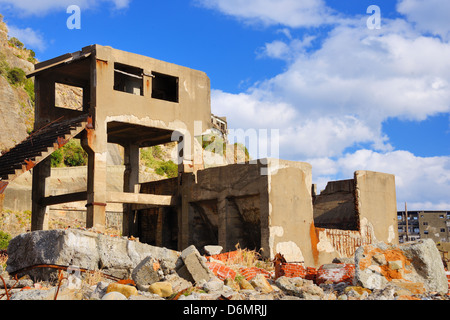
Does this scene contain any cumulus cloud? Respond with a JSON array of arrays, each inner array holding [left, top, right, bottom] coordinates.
[[195, 0, 340, 28], [213, 16, 450, 159], [7, 25, 46, 51], [206, 1, 450, 208], [0, 0, 131, 16], [397, 0, 450, 40], [257, 35, 315, 61]]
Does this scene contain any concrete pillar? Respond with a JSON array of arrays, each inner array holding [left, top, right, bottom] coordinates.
[[122, 143, 140, 237], [31, 157, 51, 231], [178, 173, 191, 250], [85, 151, 107, 231], [82, 128, 107, 232], [217, 196, 228, 250]]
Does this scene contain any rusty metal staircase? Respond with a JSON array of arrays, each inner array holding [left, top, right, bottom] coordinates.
[[0, 114, 91, 194]]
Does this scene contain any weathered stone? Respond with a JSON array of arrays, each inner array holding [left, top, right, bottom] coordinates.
[[355, 239, 448, 293], [106, 282, 138, 298], [344, 286, 372, 296], [224, 278, 240, 291], [102, 291, 128, 300], [275, 276, 324, 299], [9, 286, 83, 300], [250, 274, 273, 293], [88, 281, 109, 300], [203, 278, 224, 293], [178, 245, 215, 284], [204, 245, 223, 256], [6, 229, 180, 280], [238, 278, 254, 290], [165, 273, 192, 293], [388, 260, 403, 270], [149, 281, 173, 298], [10, 288, 57, 300], [131, 256, 164, 291]]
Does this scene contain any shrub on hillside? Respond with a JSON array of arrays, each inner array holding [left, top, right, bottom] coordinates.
[[6, 67, 26, 86]]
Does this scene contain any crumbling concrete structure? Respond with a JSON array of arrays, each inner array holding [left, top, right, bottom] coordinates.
[[0, 45, 399, 267], [133, 157, 398, 267]]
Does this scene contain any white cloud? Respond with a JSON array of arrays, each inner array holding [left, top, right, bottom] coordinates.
[[308, 149, 450, 211], [212, 19, 450, 158], [257, 35, 315, 61], [0, 0, 131, 16], [397, 0, 450, 40], [7, 25, 46, 51], [195, 0, 339, 28], [212, 17, 450, 160], [207, 4, 450, 209]]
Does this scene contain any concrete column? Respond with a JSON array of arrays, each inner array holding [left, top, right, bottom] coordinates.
[[217, 196, 228, 250], [31, 157, 51, 231], [178, 173, 190, 250], [85, 151, 107, 231], [259, 188, 270, 260], [122, 143, 140, 236], [82, 128, 108, 232]]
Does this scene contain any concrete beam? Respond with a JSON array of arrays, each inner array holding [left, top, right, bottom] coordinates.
[[106, 192, 174, 206], [41, 192, 87, 206]]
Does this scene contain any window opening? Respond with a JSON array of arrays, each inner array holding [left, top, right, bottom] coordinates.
[[114, 63, 143, 96], [151, 71, 179, 103], [55, 83, 84, 111]]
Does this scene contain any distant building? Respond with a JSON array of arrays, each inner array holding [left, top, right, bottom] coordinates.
[[210, 114, 227, 140], [398, 210, 450, 243]]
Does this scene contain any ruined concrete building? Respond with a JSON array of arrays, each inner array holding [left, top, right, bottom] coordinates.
[[0, 45, 399, 267]]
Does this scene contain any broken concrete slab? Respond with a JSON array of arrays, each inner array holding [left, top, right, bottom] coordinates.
[[131, 256, 164, 291], [178, 245, 215, 284], [275, 276, 324, 300], [204, 245, 223, 256], [6, 229, 180, 280], [355, 239, 448, 293]]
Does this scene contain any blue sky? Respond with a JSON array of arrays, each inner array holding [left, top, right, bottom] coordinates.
[[0, 0, 449, 210]]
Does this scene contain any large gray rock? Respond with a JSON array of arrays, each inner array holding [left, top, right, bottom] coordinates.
[[6, 229, 180, 280], [355, 239, 448, 293]]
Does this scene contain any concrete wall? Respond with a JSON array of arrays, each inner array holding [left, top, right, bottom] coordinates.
[[313, 179, 358, 230], [310, 171, 398, 266], [180, 160, 268, 254], [355, 170, 398, 244], [266, 159, 313, 264]]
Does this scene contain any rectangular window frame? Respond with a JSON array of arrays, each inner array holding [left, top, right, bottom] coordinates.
[[113, 63, 144, 96], [151, 71, 179, 103]]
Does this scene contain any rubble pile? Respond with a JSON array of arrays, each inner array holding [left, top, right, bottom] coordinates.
[[1, 229, 449, 300]]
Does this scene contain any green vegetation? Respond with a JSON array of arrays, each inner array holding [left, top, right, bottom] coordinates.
[[140, 145, 178, 178], [8, 37, 24, 50], [0, 230, 11, 250], [200, 133, 226, 156], [50, 139, 88, 168], [6, 66, 26, 85], [200, 133, 250, 162], [154, 160, 178, 178], [0, 52, 35, 103]]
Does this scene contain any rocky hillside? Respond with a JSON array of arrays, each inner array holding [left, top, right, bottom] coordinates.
[[0, 15, 35, 152], [0, 15, 85, 154]]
